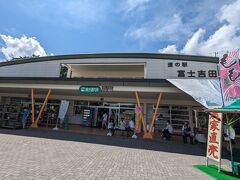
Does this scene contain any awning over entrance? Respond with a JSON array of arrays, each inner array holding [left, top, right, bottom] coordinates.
[[167, 79, 223, 108]]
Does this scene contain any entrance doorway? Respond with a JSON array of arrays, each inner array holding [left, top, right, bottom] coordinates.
[[95, 107, 120, 129], [109, 107, 120, 127], [72, 100, 136, 129]]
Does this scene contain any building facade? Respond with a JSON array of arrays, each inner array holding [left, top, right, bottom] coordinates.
[[0, 53, 219, 132]]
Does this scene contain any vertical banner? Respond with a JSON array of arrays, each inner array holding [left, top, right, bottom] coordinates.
[[219, 50, 240, 104], [58, 100, 69, 123], [135, 106, 142, 133], [206, 112, 223, 163]]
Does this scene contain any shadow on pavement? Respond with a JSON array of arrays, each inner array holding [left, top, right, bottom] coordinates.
[[0, 128, 239, 161]]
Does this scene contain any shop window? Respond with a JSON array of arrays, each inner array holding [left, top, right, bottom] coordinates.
[[196, 112, 208, 130], [74, 100, 88, 106], [120, 104, 136, 109], [89, 101, 101, 106], [154, 105, 171, 130], [153, 105, 191, 132], [59, 65, 68, 78], [103, 103, 119, 107], [171, 106, 188, 110], [74, 106, 84, 115], [73, 100, 89, 115]]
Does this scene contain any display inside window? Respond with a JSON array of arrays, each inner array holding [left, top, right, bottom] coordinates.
[[74, 101, 89, 115], [153, 105, 191, 132], [154, 106, 170, 130], [83, 109, 91, 119], [59, 64, 68, 78], [170, 106, 190, 131]]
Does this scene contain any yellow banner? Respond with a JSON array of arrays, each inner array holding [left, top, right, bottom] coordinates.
[[135, 106, 142, 133]]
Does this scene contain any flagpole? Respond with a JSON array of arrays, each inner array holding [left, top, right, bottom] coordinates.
[[217, 64, 225, 107]]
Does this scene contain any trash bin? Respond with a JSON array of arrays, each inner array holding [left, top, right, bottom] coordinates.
[[231, 161, 240, 176]]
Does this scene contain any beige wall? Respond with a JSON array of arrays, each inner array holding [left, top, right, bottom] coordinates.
[[0, 57, 217, 79], [71, 65, 144, 78]]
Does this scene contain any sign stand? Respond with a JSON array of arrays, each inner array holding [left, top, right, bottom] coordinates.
[[53, 118, 59, 130], [53, 100, 69, 130], [205, 112, 223, 173]]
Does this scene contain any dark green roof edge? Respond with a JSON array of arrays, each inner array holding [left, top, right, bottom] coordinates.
[[0, 52, 219, 67]]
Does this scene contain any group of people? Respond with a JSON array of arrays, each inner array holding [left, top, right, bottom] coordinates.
[[107, 119, 135, 136], [161, 121, 201, 144], [101, 111, 135, 136]]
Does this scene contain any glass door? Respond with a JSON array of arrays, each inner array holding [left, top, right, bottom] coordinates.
[[109, 107, 120, 128]]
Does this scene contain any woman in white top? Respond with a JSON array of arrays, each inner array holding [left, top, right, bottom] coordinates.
[[119, 120, 126, 130]]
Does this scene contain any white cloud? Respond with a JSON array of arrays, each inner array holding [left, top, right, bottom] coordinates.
[[181, 28, 205, 55], [219, 0, 240, 27], [125, 14, 190, 45], [158, 0, 240, 56], [158, 45, 178, 54], [0, 34, 47, 60], [123, 0, 150, 13]]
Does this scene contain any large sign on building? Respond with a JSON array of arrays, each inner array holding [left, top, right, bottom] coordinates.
[[165, 61, 218, 79]]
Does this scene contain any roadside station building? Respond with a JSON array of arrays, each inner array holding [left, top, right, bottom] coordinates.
[[0, 53, 219, 133]]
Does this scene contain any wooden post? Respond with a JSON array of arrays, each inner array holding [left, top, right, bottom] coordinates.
[[135, 92, 147, 133], [143, 92, 163, 139], [149, 92, 163, 132], [34, 89, 52, 127], [30, 88, 38, 128]]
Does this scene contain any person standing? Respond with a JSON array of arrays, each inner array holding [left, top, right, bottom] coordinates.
[[22, 107, 30, 129], [102, 112, 108, 129], [107, 120, 115, 136]]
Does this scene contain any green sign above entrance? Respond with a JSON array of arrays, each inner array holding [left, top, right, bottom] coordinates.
[[79, 86, 102, 94]]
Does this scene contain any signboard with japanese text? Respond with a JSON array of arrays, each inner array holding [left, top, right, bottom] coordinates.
[[165, 61, 218, 79], [219, 50, 240, 102], [206, 112, 222, 162], [58, 100, 69, 123], [102, 86, 114, 92], [79, 86, 102, 94]]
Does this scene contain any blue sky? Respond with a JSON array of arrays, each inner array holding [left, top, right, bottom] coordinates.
[[0, 0, 239, 60]]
